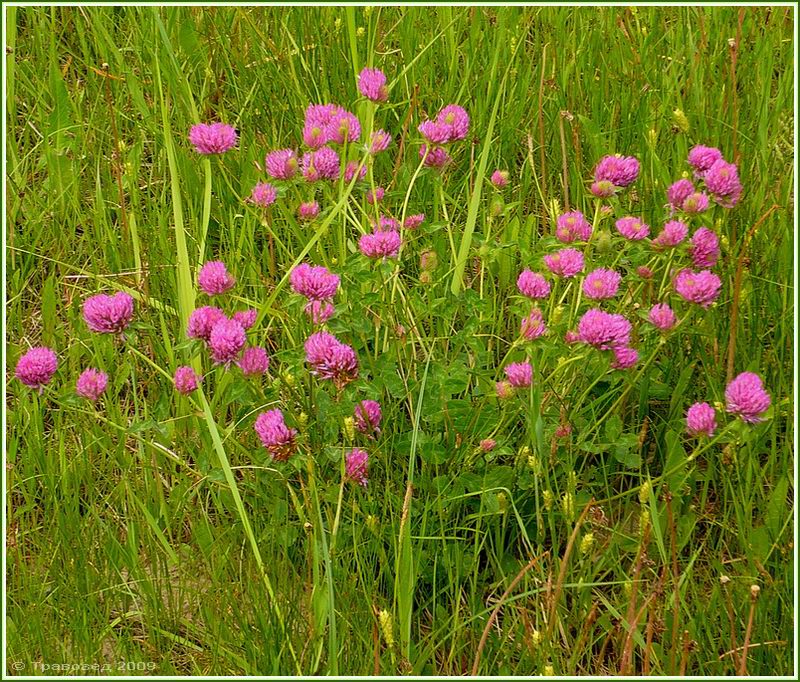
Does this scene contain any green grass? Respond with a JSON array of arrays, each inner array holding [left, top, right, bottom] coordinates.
[[5, 5, 794, 676]]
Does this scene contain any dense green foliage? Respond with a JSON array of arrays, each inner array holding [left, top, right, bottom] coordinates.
[[6, 6, 794, 676]]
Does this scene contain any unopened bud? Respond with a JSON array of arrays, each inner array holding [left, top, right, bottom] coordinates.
[[750, 584, 760, 599], [551, 305, 565, 325], [530, 629, 541, 647], [639, 480, 651, 506], [595, 230, 612, 253], [298, 412, 308, 429], [561, 492, 575, 522], [568, 470, 578, 493], [673, 109, 690, 133], [580, 532, 595, 556], [378, 609, 394, 649], [639, 508, 650, 536], [496, 492, 508, 513], [282, 371, 296, 388], [420, 271, 433, 285], [343, 416, 355, 442], [366, 514, 379, 533], [543, 664, 555, 676], [490, 197, 505, 217], [543, 490, 554, 511]]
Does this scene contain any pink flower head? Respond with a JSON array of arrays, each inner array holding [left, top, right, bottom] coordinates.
[[238, 346, 270, 377], [682, 192, 710, 214], [704, 159, 742, 207], [517, 270, 551, 299], [652, 220, 688, 248], [83, 292, 135, 334], [15, 346, 57, 390], [303, 104, 337, 148], [302, 146, 340, 181], [366, 186, 385, 205], [254, 409, 298, 461], [371, 215, 400, 232], [174, 366, 200, 395], [582, 268, 621, 300], [674, 269, 722, 308], [369, 129, 392, 154], [490, 170, 509, 188], [187, 306, 226, 342], [248, 182, 277, 207], [667, 179, 695, 209], [76, 367, 108, 401], [556, 211, 592, 243], [544, 248, 585, 278], [564, 331, 581, 345], [354, 399, 382, 435], [265, 149, 299, 179], [189, 123, 237, 155], [304, 331, 359, 388], [611, 346, 638, 370], [344, 160, 367, 183], [637, 266, 654, 279], [578, 308, 632, 350], [305, 300, 335, 325], [505, 361, 533, 388], [648, 303, 677, 331], [590, 180, 617, 198], [232, 309, 258, 330], [436, 104, 470, 141], [725, 372, 771, 424], [358, 67, 388, 102], [686, 401, 716, 437], [326, 109, 361, 145], [418, 120, 452, 145], [359, 230, 402, 259], [594, 154, 640, 187], [298, 201, 321, 221], [555, 423, 572, 438], [615, 216, 650, 241], [688, 145, 723, 175], [521, 308, 547, 340], [198, 261, 235, 296], [479, 438, 496, 452], [208, 318, 247, 364], [290, 263, 340, 302], [496, 380, 514, 399], [403, 214, 425, 230], [345, 448, 369, 487], [420, 145, 452, 168], [689, 227, 720, 268]]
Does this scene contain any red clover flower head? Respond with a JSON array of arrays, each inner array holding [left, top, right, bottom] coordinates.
[[174, 366, 200, 395], [521, 308, 548, 340], [254, 409, 298, 461], [15, 346, 58, 390], [354, 399, 382, 435], [238, 347, 270, 377], [403, 214, 425, 230], [704, 159, 742, 207], [189, 123, 237, 154], [290, 263, 340, 301], [615, 216, 650, 240], [505, 361, 533, 388], [688, 145, 723, 176], [611, 346, 638, 370], [652, 220, 688, 248], [667, 179, 695, 209], [490, 170, 509, 188], [674, 269, 722, 308], [76, 367, 108, 402], [594, 154, 640, 187], [686, 401, 717, 437], [345, 448, 369, 487], [544, 248, 585, 278], [265, 149, 299, 180], [304, 300, 335, 325], [689, 227, 720, 268], [725, 372, 771, 423], [556, 211, 592, 243], [248, 182, 277, 207], [358, 67, 388, 102], [198, 261, 235, 296], [517, 270, 551, 299], [298, 201, 321, 221], [359, 230, 402, 259], [187, 306, 226, 343], [232, 309, 258, 330], [208, 318, 247, 365], [577, 308, 632, 350], [582, 268, 621, 300], [648, 303, 677, 331], [304, 331, 359, 388], [368, 129, 392, 154], [419, 144, 452, 168], [83, 292, 135, 334]]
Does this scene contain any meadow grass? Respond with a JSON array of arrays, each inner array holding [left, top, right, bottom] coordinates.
[[5, 5, 795, 676]]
